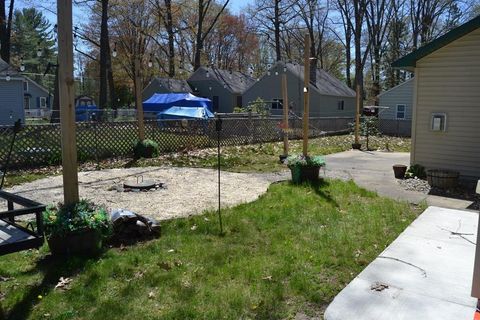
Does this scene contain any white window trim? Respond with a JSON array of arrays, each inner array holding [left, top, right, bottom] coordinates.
[[396, 104, 406, 120], [40, 97, 47, 108]]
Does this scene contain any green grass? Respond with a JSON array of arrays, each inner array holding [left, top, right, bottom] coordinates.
[[0, 180, 423, 319]]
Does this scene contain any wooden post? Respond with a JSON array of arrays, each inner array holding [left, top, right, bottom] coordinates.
[[135, 56, 145, 140], [282, 72, 289, 156], [57, 0, 79, 205], [354, 83, 361, 146], [302, 34, 310, 157]]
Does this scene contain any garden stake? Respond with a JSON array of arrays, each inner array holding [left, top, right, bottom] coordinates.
[[216, 117, 224, 235]]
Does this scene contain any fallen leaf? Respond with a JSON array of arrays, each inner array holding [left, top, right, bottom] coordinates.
[[148, 291, 155, 299], [55, 277, 72, 291], [262, 275, 273, 281], [190, 225, 197, 231]]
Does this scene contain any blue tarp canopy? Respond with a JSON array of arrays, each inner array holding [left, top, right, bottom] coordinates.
[[143, 93, 213, 113], [157, 106, 214, 120], [75, 104, 100, 122]]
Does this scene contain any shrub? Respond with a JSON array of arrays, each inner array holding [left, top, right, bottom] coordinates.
[[133, 139, 159, 158], [406, 164, 426, 179], [43, 200, 111, 238], [286, 154, 326, 168]]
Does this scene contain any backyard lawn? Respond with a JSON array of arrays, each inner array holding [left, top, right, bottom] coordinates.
[[3, 134, 411, 187], [0, 180, 423, 319]]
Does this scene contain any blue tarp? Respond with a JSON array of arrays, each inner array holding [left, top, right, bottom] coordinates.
[[157, 106, 214, 120], [143, 93, 213, 113], [76, 105, 100, 122]]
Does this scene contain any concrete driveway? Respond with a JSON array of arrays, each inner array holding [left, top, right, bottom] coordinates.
[[324, 150, 473, 209]]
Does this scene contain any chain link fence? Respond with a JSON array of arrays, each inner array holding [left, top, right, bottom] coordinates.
[[0, 116, 353, 169]]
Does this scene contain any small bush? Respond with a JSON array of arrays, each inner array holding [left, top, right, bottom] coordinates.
[[133, 139, 159, 159], [406, 164, 426, 179], [43, 200, 111, 238], [286, 154, 326, 168]]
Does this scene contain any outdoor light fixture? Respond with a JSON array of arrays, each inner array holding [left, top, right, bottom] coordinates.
[[249, 69, 253, 76], [303, 87, 308, 93], [112, 42, 118, 58], [5, 73, 10, 82], [206, 70, 210, 78], [267, 71, 271, 76], [148, 55, 153, 68], [36, 42, 42, 57], [275, 71, 279, 76], [20, 57, 25, 72], [283, 66, 287, 72]]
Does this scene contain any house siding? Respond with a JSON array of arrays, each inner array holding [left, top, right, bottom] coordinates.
[[378, 78, 414, 120], [412, 27, 480, 179], [24, 78, 51, 109], [242, 64, 355, 117], [0, 79, 25, 125], [188, 79, 237, 113]]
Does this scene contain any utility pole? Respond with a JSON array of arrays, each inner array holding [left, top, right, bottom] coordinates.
[[134, 56, 145, 140], [302, 34, 310, 157], [57, 0, 79, 205]]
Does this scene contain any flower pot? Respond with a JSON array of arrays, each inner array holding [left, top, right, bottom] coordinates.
[[290, 166, 321, 184], [393, 164, 407, 179], [427, 169, 459, 189], [47, 229, 103, 256]]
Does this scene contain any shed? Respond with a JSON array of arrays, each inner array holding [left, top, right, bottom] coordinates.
[[393, 15, 480, 179], [142, 77, 193, 100], [0, 59, 25, 125], [187, 67, 255, 113], [242, 61, 355, 117], [143, 93, 212, 114]]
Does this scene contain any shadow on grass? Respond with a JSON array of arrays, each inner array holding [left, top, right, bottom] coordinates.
[[2, 252, 101, 320], [292, 179, 339, 208]]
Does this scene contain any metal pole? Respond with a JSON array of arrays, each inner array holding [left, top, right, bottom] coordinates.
[[282, 72, 289, 157], [216, 117, 223, 235], [302, 34, 310, 157]]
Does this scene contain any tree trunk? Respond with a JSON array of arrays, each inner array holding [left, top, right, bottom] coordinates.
[[0, 0, 14, 63], [99, 0, 109, 111], [309, 32, 316, 86], [345, 24, 352, 88], [165, 0, 175, 77], [371, 47, 380, 104], [274, 0, 281, 61], [193, 0, 204, 71]]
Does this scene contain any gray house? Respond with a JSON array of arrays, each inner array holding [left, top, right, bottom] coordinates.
[[393, 15, 480, 179], [243, 62, 355, 117], [142, 77, 192, 100], [23, 76, 52, 119], [377, 78, 414, 136], [0, 59, 24, 125], [188, 66, 255, 113]]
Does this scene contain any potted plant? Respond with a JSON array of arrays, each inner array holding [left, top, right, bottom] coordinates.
[[43, 200, 112, 255], [286, 154, 326, 184], [392, 164, 407, 179]]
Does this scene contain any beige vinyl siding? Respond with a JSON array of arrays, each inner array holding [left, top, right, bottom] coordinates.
[[412, 27, 480, 179], [378, 78, 414, 120]]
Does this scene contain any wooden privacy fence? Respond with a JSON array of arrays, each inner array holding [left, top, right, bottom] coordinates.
[[0, 117, 353, 169]]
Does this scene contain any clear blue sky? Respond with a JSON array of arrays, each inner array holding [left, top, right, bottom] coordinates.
[[229, 0, 254, 14]]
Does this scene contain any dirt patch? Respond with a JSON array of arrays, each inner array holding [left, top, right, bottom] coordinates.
[[1, 167, 287, 220]]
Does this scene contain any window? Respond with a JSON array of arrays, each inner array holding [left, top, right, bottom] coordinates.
[[271, 99, 283, 110], [24, 96, 30, 109], [236, 95, 243, 107], [40, 97, 47, 108], [337, 100, 344, 110], [23, 81, 28, 92], [396, 104, 406, 119], [431, 113, 447, 131]]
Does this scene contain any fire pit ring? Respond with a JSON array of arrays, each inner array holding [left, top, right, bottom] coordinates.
[[123, 175, 157, 190]]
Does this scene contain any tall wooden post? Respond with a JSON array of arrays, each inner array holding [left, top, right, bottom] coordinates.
[[57, 0, 79, 205], [282, 71, 289, 156], [354, 83, 361, 146], [135, 56, 145, 140], [302, 34, 310, 157]]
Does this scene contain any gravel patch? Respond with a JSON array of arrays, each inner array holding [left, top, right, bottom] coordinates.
[[1, 167, 288, 221], [397, 177, 431, 193]]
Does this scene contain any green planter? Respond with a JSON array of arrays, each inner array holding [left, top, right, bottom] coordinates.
[[290, 165, 321, 184], [47, 229, 103, 256]]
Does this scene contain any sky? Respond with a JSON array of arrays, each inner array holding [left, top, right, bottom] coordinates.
[[229, 0, 254, 14]]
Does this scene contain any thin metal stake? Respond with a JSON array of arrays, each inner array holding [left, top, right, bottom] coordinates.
[[216, 118, 223, 235]]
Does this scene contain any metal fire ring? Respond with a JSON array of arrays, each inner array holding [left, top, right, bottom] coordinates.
[[123, 175, 157, 190]]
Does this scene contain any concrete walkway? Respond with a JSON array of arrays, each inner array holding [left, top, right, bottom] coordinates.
[[325, 206, 478, 319], [324, 150, 473, 209]]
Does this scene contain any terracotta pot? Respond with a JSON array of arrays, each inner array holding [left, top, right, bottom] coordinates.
[[393, 164, 407, 179], [47, 229, 103, 256], [290, 166, 321, 184]]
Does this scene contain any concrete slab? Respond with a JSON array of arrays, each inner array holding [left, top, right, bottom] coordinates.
[[324, 206, 478, 320], [324, 151, 473, 209]]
